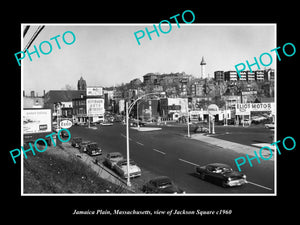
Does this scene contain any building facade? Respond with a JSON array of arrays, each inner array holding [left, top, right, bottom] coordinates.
[[214, 71, 224, 82], [224, 71, 238, 82]]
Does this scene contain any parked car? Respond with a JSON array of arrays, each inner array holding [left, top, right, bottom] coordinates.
[[195, 163, 247, 187], [77, 121, 87, 126], [59, 129, 70, 138], [114, 159, 141, 179], [86, 142, 102, 156], [101, 122, 113, 126], [104, 152, 124, 169], [78, 140, 91, 153], [71, 137, 82, 148], [142, 176, 185, 194], [265, 123, 275, 129], [194, 126, 209, 133]]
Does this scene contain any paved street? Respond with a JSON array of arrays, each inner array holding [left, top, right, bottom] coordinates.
[[69, 123, 275, 194]]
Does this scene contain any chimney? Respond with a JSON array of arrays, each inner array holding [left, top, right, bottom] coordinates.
[[30, 91, 35, 98], [43, 90, 46, 97]]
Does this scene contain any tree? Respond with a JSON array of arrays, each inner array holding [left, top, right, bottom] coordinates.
[[61, 84, 75, 90]]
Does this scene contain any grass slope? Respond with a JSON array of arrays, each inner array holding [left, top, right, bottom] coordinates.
[[23, 146, 126, 194]]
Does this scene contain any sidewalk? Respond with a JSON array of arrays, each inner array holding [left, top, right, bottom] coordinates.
[[190, 133, 274, 160]]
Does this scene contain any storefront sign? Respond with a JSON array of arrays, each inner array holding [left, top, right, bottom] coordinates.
[[87, 87, 103, 96], [86, 98, 104, 116], [235, 103, 275, 114], [60, 120, 72, 129]]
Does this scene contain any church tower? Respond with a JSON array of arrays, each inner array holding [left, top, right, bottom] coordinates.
[[200, 56, 207, 79], [77, 76, 87, 90]]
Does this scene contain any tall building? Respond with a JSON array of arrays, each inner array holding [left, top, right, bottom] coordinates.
[[200, 56, 207, 79], [238, 71, 247, 81], [246, 71, 255, 82], [224, 71, 238, 82], [255, 70, 265, 82], [77, 76, 87, 90], [214, 71, 224, 82]]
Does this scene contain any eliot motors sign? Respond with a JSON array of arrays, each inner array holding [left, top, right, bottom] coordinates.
[[235, 103, 275, 115]]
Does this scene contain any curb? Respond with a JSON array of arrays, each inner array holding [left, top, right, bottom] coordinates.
[[190, 133, 274, 160]]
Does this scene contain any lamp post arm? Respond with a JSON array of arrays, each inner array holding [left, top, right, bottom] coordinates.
[[128, 92, 162, 114]]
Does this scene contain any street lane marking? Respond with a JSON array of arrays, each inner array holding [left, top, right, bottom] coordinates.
[[120, 133, 132, 141], [178, 158, 199, 167], [247, 181, 272, 191], [136, 141, 144, 146], [153, 148, 166, 155]]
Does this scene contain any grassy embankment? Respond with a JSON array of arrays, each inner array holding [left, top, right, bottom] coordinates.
[[23, 144, 126, 194]]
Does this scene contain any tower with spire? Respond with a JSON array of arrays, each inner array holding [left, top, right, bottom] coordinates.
[[200, 56, 207, 79], [77, 76, 87, 90]]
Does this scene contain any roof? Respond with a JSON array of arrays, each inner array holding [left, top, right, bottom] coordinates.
[[259, 97, 274, 103], [200, 56, 206, 65], [207, 163, 231, 168], [150, 176, 172, 184], [44, 90, 86, 104], [108, 152, 122, 156]]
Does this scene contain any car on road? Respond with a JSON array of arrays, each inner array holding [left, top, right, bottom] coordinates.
[[71, 137, 82, 148], [142, 176, 185, 194], [126, 119, 146, 127], [104, 152, 124, 169], [77, 121, 87, 126], [78, 140, 91, 153], [101, 121, 113, 126], [114, 159, 141, 179], [86, 142, 102, 156], [131, 120, 146, 127], [195, 163, 247, 187]]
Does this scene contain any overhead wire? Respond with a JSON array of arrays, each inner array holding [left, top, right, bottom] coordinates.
[[23, 25, 45, 53]]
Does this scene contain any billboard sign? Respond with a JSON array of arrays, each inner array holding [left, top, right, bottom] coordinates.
[[23, 109, 52, 134], [86, 98, 104, 116], [87, 86, 103, 96], [168, 98, 188, 114]]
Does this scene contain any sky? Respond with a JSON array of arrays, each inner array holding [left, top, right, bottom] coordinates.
[[22, 24, 276, 96]]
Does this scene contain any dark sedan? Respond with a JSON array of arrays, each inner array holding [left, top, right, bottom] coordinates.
[[142, 176, 185, 194], [195, 163, 247, 187], [71, 137, 82, 148]]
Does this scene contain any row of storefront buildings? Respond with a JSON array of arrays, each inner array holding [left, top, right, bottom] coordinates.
[[23, 85, 274, 125]]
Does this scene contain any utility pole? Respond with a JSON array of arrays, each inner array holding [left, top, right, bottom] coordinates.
[[126, 101, 131, 187], [224, 101, 228, 126], [187, 110, 190, 138], [125, 92, 162, 187]]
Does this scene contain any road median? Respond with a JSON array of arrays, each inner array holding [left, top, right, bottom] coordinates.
[[190, 133, 274, 160]]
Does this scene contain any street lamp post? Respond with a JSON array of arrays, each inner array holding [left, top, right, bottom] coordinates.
[[137, 101, 140, 129], [187, 110, 190, 138], [125, 101, 131, 187], [125, 92, 163, 187]]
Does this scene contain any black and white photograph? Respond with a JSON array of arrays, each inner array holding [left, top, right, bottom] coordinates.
[[21, 23, 276, 195], [4, 4, 298, 221]]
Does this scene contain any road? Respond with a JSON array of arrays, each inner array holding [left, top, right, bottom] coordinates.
[[69, 123, 275, 194]]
